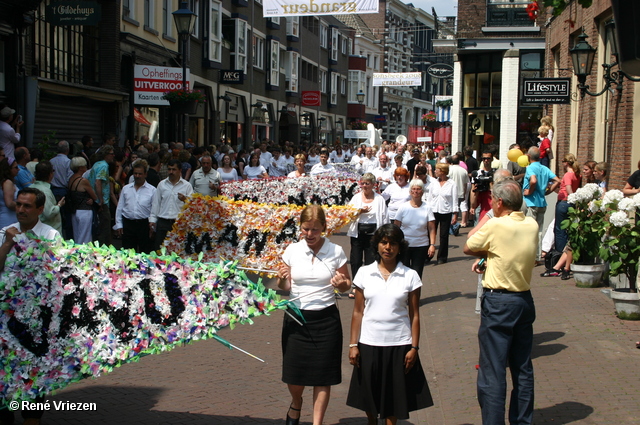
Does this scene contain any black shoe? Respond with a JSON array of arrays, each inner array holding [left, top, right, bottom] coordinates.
[[437, 259, 447, 265], [561, 269, 572, 280], [286, 399, 302, 425], [540, 269, 560, 277]]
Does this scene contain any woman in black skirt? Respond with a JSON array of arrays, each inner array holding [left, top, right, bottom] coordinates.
[[347, 223, 433, 425], [277, 204, 352, 425]]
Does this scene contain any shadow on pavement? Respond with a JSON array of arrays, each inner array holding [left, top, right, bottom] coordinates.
[[533, 401, 594, 424], [532, 331, 567, 359], [419, 291, 476, 306]]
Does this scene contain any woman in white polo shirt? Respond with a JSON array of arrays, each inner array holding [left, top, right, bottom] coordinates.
[[347, 223, 433, 424], [277, 204, 351, 425]]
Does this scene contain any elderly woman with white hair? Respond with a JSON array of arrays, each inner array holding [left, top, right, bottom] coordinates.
[[394, 179, 437, 279], [67, 156, 99, 244]]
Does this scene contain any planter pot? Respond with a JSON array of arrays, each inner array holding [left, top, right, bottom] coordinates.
[[610, 289, 640, 320], [170, 100, 198, 115], [572, 263, 605, 288]]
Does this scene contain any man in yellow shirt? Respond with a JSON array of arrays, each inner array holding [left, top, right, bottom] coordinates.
[[463, 180, 538, 425]]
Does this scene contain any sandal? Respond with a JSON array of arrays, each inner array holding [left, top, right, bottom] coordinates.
[[348, 289, 355, 299], [286, 399, 302, 425], [561, 269, 572, 280], [540, 269, 561, 277]]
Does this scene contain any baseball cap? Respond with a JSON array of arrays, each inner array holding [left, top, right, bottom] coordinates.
[[0, 107, 15, 120]]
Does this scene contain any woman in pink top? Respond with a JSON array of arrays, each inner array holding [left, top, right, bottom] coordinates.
[[554, 153, 580, 252]]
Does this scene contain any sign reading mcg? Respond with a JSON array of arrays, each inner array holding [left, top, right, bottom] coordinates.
[[373, 72, 422, 87], [522, 78, 571, 104], [263, 0, 378, 17]]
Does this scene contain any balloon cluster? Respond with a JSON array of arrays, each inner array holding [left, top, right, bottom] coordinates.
[[507, 148, 530, 167]]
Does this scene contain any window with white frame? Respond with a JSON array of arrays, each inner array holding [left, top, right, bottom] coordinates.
[[341, 35, 347, 54], [190, 0, 200, 36], [286, 50, 298, 92], [320, 69, 327, 93], [331, 73, 338, 104], [270, 40, 280, 86], [320, 24, 328, 48], [123, 0, 135, 20], [340, 76, 346, 95], [253, 35, 265, 69], [208, 0, 222, 62], [144, 0, 154, 29], [331, 28, 338, 61], [235, 19, 248, 72], [162, 0, 172, 36], [269, 17, 280, 25], [349, 70, 365, 102], [286, 17, 299, 37]]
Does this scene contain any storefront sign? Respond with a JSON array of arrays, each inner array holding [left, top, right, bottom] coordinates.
[[45, 1, 101, 26], [372, 72, 422, 87], [301, 91, 321, 106], [344, 130, 369, 138], [374, 115, 386, 123], [263, 0, 378, 17], [427, 64, 454, 79], [522, 78, 571, 104], [134, 65, 190, 106], [220, 70, 244, 84]]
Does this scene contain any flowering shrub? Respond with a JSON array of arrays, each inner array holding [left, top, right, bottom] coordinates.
[[422, 111, 436, 122], [162, 89, 206, 103], [562, 183, 606, 263], [351, 120, 368, 130], [598, 190, 640, 291]]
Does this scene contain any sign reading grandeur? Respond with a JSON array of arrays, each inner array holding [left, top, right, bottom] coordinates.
[[522, 78, 571, 104], [45, 1, 102, 26], [263, 0, 378, 17], [134, 65, 190, 106], [373, 72, 422, 87]]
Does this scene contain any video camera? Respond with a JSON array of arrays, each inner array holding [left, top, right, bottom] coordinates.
[[471, 169, 494, 193]]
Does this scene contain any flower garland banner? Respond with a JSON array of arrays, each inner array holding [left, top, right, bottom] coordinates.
[[163, 194, 359, 272], [219, 175, 359, 205], [0, 235, 283, 403]]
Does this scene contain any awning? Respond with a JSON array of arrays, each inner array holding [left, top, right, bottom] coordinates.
[[133, 108, 152, 125]]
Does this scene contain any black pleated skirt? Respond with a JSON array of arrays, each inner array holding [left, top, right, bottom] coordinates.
[[346, 343, 434, 420], [281, 304, 342, 386]]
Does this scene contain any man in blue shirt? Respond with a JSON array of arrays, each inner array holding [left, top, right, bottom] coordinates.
[[523, 146, 560, 231], [14, 147, 34, 191]]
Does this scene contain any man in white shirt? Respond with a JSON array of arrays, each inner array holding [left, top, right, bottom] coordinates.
[[356, 146, 379, 174], [448, 154, 470, 229], [349, 146, 365, 166], [310, 149, 336, 175], [372, 154, 393, 192], [0, 187, 59, 425], [149, 158, 194, 251], [114, 159, 157, 253], [49, 140, 74, 239], [282, 148, 295, 174], [259, 142, 273, 168], [189, 155, 221, 196], [268, 147, 289, 177]]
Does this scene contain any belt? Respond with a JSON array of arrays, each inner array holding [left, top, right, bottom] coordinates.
[[123, 217, 149, 223], [158, 217, 176, 221], [483, 288, 530, 294]]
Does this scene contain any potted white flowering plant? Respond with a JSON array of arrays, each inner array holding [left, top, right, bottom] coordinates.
[[562, 184, 607, 286], [597, 190, 640, 319]]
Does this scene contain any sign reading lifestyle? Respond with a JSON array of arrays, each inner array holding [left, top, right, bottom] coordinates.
[[522, 78, 571, 104], [134, 65, 191, 106], [263, 0, 378, 17], [373, 72, 422, 87]]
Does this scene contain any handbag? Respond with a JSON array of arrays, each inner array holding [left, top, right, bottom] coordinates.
[[357, 222, 376, 236]]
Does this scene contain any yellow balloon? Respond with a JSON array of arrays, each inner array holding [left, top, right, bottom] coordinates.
[[507, 148, 522, 162], [517, 155, 530, 168]]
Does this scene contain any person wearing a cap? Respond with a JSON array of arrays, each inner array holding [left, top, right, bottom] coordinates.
[[0, 106, 23, 161], [407, 148, 423, 179]]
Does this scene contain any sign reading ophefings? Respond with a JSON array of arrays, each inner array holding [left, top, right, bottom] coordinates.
[[522, 78, 571, 104], [263, 0, 378, 17], [134, 65, 190, 106], [373, 72, 422, 87]]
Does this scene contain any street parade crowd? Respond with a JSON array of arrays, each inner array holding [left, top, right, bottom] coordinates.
[[2, 101, 640, 425]]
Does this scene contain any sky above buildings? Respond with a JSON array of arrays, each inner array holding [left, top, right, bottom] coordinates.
[[410, 0, 457, 17]]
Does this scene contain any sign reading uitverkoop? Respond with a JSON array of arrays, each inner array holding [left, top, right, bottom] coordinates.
[[134, 65, 190, 106], [522, 78, 571, 105]]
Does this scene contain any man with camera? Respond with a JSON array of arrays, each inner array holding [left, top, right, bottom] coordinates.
[[470, 150, 497, 223]]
